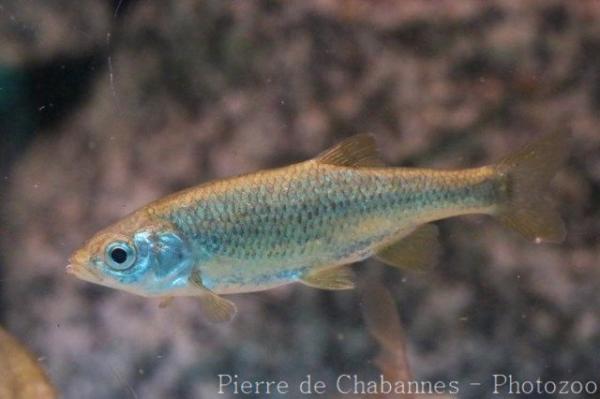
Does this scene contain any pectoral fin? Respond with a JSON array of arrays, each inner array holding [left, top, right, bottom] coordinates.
[[190, 271, 237, 323], [300, 266, 355, 290], [375, 224, 440, 271], [158, 297, 174, 308]]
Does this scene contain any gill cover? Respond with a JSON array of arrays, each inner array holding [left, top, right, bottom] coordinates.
[[98, 225, 193, 294]]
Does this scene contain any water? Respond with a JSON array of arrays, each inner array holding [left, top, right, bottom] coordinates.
[[0, 2, 598, 398]]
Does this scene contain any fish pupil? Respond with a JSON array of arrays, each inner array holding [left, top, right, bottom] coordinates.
[[110, 247, 128, 264]]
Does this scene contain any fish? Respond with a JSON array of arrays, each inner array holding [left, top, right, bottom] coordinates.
[[357, 280, 456, 398], [0, 326, 57, 399], [360, 279, 414, 388], [67, 132, 568, 322]]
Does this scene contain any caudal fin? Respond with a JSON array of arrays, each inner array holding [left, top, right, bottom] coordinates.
[[493, 131, 569, 243]]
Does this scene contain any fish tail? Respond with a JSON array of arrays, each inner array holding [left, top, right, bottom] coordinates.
[[491, 131, 569, 243]]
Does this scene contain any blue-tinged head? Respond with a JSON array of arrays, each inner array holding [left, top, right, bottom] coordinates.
[[67, 209, 194, 296]]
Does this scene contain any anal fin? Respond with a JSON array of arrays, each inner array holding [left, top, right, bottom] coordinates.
[[301, 266, 355, 290], [375, 224, 440, 271], [191, 271, 237, 323]]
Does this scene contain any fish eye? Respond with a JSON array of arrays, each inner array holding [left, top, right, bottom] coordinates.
[[105, 241, 136, 271]]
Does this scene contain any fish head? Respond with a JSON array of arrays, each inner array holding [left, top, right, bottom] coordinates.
[[67, 210, 194, 296]]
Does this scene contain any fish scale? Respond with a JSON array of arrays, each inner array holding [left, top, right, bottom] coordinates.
[[68, 133, 568, 322], [152, 161, 498, 293]]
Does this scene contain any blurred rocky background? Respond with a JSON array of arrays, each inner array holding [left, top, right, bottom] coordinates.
[[0, 1, 599, 398]]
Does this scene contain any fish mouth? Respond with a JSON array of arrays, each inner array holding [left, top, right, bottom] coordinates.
[[66, 261, 104, 283]]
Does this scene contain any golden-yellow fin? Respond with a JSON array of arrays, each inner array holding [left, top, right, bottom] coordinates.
[[359, 280, 413, 382], [158, 296, 174, 308], [300, 266, 355, 290], [191, 271, 237, 323], [375, 224, 439, 271], [493, 131, 569, 243], [199, 292, 237, 323], [360, 280, 406, 350], [316, 134, 384, 167], [0, 326, 58, 399]]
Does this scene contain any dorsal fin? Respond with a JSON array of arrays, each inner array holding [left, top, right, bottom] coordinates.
[[316, 134, 384, 167]]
